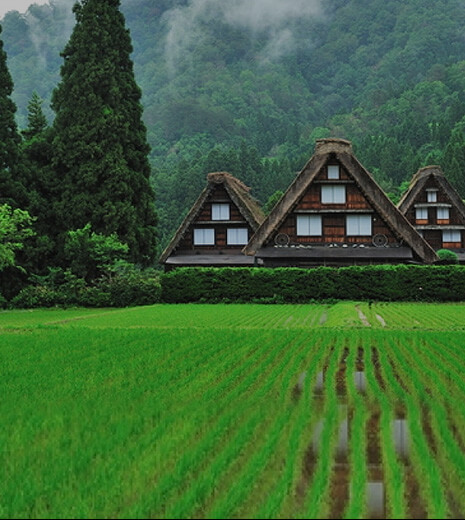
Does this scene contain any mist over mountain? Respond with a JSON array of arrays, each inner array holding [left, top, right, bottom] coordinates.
[[3, 0, 465, 249]]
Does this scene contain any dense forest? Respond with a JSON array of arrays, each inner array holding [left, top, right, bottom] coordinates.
[[3, 0, 465, 252]]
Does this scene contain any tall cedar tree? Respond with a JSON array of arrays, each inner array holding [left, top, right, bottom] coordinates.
[[0, 25, 26, 208], [51, 0, 157, 265]]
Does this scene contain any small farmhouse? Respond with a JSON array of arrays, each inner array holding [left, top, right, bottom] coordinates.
[[159, 171, 265, 269], [398, 165, 465, 260], [243, 138, 438, 266]]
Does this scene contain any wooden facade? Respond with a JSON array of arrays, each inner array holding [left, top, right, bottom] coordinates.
[[243, 139, 438, 266], [270, 162, 399, 248], [176, 185, 251, 252], [161, 140, 440, 270], [398, 166, 465, 256], [159, 172, 265, 269]]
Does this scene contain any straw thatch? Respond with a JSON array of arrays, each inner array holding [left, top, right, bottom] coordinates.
[[243, 138, 438, 264], [159, 172, 264, 264], [398, 165, 465, 222]]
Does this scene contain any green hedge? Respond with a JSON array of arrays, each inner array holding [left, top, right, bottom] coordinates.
[[10, 274, 162, 308], [8, 265, 465, 307], [161, 265, 465, 303]]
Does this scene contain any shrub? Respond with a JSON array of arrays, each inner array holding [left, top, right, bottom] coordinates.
[[436, 249, 459, 264], [160, 265, 465, 303], [10, 265, 161, 308]]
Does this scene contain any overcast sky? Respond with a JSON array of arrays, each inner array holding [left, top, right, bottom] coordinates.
[[0, 1, 50, 19]]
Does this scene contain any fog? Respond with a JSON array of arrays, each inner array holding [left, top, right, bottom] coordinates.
[[163, 0, 324, 68]]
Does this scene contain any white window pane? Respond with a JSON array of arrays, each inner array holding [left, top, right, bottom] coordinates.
[[328, 165, 340, 179], [212, 203, 230, 220], [416, 208, 427, 220], [359, 216, 372, 235], [321, 185, 346, 204], [194, 228, 215, 245], [296, 215, 322, 236], [333, 185, 345, 203], [346, 216, 358, 235], [347, 215, 372, 236], [427, 191, 437, 202], [227, 228, 248, 245], [437, 207, 449, 219], [443, 230, 460, 242]]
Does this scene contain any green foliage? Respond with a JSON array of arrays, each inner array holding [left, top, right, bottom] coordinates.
[[1, 305, 465, 517], [4, 0, 465, 186], [0, 203, 34, 271], [436, 248, 459, 263], [64, 223, 128, 282], [0, 24, 27, 208], [161, 265, 465, 303], [263, 190, 284, 215], [22, 91, 48, 140], [51, 0, 157, 265], [10, 264, 161, 308]]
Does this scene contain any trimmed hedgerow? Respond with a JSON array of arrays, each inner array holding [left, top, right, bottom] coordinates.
[[10, 270, 162, 309], [161, 265, 465, 303]]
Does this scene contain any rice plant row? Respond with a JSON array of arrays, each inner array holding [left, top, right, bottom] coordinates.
[[1, 310, 465, 518]]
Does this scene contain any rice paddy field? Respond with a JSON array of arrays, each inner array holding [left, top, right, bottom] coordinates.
[[1, 302, 465, 519]]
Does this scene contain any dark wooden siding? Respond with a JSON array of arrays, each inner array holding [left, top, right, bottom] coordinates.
[[267, 161, 398, 246], [403, 177, 465, 248], [177, 185, 252, 252]]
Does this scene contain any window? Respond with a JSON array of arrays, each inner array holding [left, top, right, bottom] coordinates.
[[212, 203, 230, 220], [415, 208, 428, 221], [427, 190, 437, 203], [321, 185, 346, 204], [296, 215, 322, 236], [327, 165, 340, 179], [227, 228, 248, 245], [346, 215, 372, 236], [437, 207, 449, 220], [193, 228, 215, 245], [443, 230, 461, 243]]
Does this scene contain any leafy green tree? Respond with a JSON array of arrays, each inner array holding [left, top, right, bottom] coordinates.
[[64, 223, 129, 282], [263, 190, 284, 215], [51, 0, 157, 265], [0, 203, 34, 272], [0, 25, 26, 208]]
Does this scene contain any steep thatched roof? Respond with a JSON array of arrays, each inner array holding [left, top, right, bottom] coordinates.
[[243, 138, 438, 263], [398, 165, 465, 222], [159, 172, 265, 264]]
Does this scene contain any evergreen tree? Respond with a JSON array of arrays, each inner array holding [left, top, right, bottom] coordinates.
[[22, 91, 48, 140], [443, 125, 465, 198], [51, 0, 157, 266], [0, 25, 26, 208]]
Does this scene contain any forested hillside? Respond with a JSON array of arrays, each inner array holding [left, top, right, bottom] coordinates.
[[3, 0, 465, 249]]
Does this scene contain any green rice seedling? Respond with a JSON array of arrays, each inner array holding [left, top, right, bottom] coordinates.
[[394, 336, 465, 514], [126, 331, 297, 517], [363, 338, 406, 519], [322, 302, 362, 328], [256, 355, 331, 517], [222, 337, 329, 519], [299, 336, 346, 518], [161, 332, 311, 519], [378, 338, 448, 519], [343, 339, 367, 520]]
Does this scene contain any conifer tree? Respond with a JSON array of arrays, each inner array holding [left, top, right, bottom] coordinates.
[[0, 25, 26, 208], [443, 125, 465, 198], [51, 0, 157, 265], [23, 91, 48, 140]]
